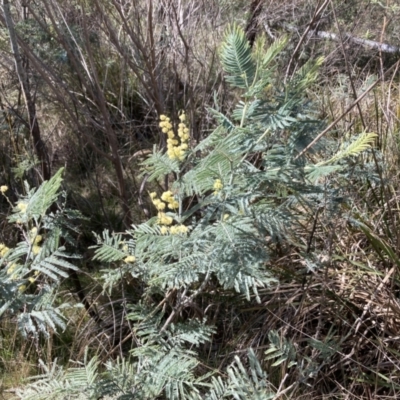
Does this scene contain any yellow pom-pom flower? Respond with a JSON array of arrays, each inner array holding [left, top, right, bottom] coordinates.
[[7, 263, 16, 275], [0, 185, 8, 193], [160, 226, 169, 235], [168, 200, 179, 210], [157, 212, 173, 225], [170, 225, 189, 235], [124, 255, 136, 263], [17, 202, 28, 213], [0, 243, 9, 257], [32, 245, 41, 255], [29, 227, 43, 245], [161, 191, 173, 202], [159, 112, 189, 161], [156, 202, 166, 211], [213, 179, 223, 191]]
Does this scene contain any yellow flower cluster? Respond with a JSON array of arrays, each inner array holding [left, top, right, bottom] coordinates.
[[157, 191, 179, 209], [150, 191, 178, 226], [17, 202, 28, 213], [29, 227, 43, 245], [0, 185, 8, 193], [29, 227, 42, 256], [160, 226, 169, 235], [159, 113, 190, 161], [160, 224, 189, 235], [7, 263, 16, 275], [32, 245, 41, 255], [170, 225, 189, 235], [124, 255, 136, 263], [27, 271, 40, 285], [213, 179, 223, 195], [158, 213, 173, 226], [0, 243, 9, 257], [150, 191, 188, 235]]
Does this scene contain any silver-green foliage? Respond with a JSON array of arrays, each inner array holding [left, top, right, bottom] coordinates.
[[96, 26, 374, 303], [17, 25, 376, 399], [19, 351, 273, 400], [0, 168, 79, 338], [87, 25, 375, 399]]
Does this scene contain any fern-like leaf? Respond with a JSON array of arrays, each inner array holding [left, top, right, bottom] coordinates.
[[142, 148, 181, 182], [8, 168, 64, 224], [323, 132, 378, 165], [220, 24, 256, 90]]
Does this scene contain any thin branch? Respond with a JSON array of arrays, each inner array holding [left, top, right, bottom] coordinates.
[[294, 59, 400, 159], [284, 0, 330, 82], [2, 0, 51, 181], [277, 23, 400, 54]]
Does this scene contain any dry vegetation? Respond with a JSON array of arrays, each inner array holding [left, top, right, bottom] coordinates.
[[2, 0, 400, 398]]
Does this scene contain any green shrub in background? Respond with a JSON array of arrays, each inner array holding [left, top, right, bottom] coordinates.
[[3, 25, 377, 399]]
